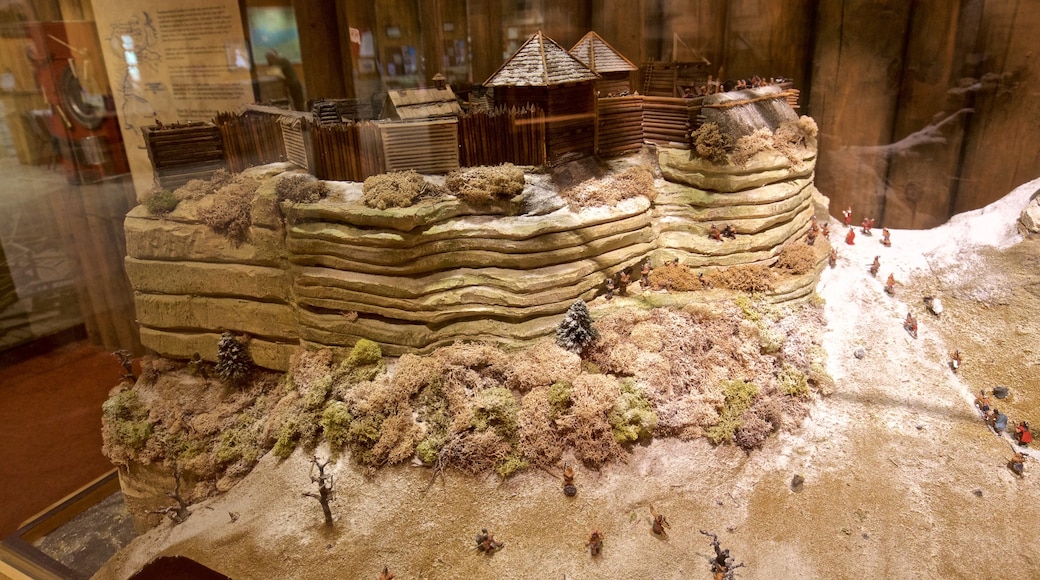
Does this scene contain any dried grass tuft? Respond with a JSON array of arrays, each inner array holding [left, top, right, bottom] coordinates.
[[362, 170, 445, 209], [559, 164, 656, 209], [774, 243, 819, 275], [689, 122, 730, 164], [197, 175, 260, 245], [445, 163, 525, 204], [729, 128, 776, 166], [649, 261, 702, 291], [701, 264, 775, 293]]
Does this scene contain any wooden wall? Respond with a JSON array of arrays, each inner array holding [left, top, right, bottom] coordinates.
[[462, 0, 1040, 228]]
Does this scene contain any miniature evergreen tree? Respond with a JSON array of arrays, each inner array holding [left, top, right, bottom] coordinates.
[[556, 299, 598, 354], [215, 332, 252, 386]]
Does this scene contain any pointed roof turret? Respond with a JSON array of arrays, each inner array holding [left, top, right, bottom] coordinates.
[[484, 31, 599, 87], [569, 31, 637, 74]]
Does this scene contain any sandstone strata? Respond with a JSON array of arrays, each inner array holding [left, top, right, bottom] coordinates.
[[125, 96, 824, 368]]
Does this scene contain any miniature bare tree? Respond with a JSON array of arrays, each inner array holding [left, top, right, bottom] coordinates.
[[112, 350, 136, 381], [700, 530, 746, 579], [302, 456, 335, 526], [148, 465, 190, 523]]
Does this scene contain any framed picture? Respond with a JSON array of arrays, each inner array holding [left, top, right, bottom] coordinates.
[[247, 7, 302, 64], [386, 26, 401, 39]]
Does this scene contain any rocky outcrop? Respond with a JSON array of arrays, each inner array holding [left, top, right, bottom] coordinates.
[[125, 122, 824, 368], [653, 149, 818, 268]]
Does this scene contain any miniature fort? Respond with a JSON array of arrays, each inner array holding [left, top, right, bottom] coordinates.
[[127, 32, 825, 371]]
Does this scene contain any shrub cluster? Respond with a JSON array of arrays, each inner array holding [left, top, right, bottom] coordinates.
[[445, 163, 525, 204], [143, 187, 179, 216], [362, 170, 445, 209], [275, 174, 330, 204], [197, 175, 261, 245], [689, 122, 731, 164]]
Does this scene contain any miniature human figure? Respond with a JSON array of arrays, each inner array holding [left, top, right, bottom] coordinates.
[[881, 227, 891, 247], [845, 228, 856, 245], [842, 207, 852, 227], [641, 260, 652, 289], [586, 529, 604, 557], [828, 248, 838, 268], [810, 215, 819, 235], [379, 566, 394, 580], [994, 409, 1009, 435], [649, 504, 670, 538], [924, 295, 943, 316], [709, 224, 722, 241], [722, 224, 737, 239], [265, 50, 305, 111], [1009, 451, 1026, 477], [806, 228, 817, 246], [1015, 421, 1032, 446], [604, 277, 614, 301], [903, 311, 917, 338], [950, 349, 961, 372], [618, 271, 631, 296], [975, 389, 992, 414], [475, 528, 505, 553], [885, 273, 897, 295], [562, 462, 577, 497], [822, 223, 830, 239], [869, 256, 880, 277], [861, 217, 875, 235]]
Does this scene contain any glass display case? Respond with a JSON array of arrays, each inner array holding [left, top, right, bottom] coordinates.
[[1, 1, 1038, 578]]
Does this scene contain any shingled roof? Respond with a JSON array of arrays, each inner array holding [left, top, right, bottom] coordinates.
[[569, 31, 637, 74], [484, 31, 599, 87], [382, 86, 462, 120]]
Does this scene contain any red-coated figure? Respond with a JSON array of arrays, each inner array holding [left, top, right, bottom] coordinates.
[[842, 207, 852, 227], [709, 224, 722, 241], [885, 273, 896, 295], [845, 228, 856, 245], [822, 223, 830, 239], [861, 218, 875, 235]]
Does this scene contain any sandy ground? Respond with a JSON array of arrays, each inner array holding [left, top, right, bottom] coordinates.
[[94, 179, 1040, 580]]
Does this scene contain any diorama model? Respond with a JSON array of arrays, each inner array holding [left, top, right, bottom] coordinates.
[[94, 30, 1040, 579]]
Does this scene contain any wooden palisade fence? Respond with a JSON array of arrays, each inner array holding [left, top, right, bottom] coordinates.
[[458, 106, 547, 167], [216, 111, 285, 173], [596, 96, 644, 157]]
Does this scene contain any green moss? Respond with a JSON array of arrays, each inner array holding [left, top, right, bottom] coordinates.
[[338, 339, 385, 384], [163, 431, 206, 463], [417, 380, 450, 435], [144, 188, 179, 215], [216, 415, 261, 464], [807, 344, 835, 394], [734, 294, 761, 321], [547, 382, 573, 419], [757, 321, 784, 354], [102, 389, 143, 421], [608, 379, 657, 443], [272, 419, 301, 459], [320, 401, 354, 448], [778, 363, 810, 398], [705, 380, 759, 445], [580, 360, 602, 374], [495, 453, 529, 478], [415, 435, 445, 465], [303, 374, 334, 412], [346, 414, 385, 466], [118, 420, 152, 450], [472, 387, 519, 441]]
